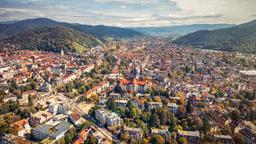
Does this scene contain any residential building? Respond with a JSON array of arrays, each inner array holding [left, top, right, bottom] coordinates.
[[177, 130, 200, 144], [10, 119, 31, 137], [48, 103, 65, 115], [95, 109, 123, 127], [29, 111, 53, 126], [123, 126, 143, 140], [213, 135, 234, 144], [68, 111, 85, 126], [167, 103, 179, 114], [0, 134, 31, 144], [3, 94, 17, 103]]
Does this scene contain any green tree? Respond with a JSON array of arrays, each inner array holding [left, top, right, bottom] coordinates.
[[24, 85, 32, 91], [186, 101, 192, 114], [150, 134, 165, 144], [28, 95, 34, 106], [169, 116, 177, 132], [120, 132, 129, 141], [150, 113, 160, 127], [84, 135, 98, 144], [179, 137, 188, 144], [64, 132, 72, 144], [158, 109, 168, 125], [231, 109, 241, 121], [64, 127, 76, 144], [202, 117, 210, 133], [234, 133, 245, 144]]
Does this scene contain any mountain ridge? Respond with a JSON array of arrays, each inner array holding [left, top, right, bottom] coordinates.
[[0, 18, 142, 40], [0, 26, 103, 53], [130, 24, 234, 37], [174, 19, 256, 53]]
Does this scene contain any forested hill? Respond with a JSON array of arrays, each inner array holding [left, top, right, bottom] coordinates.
[[1, 26, 103, 53], [0, 18, 143, 41], [174, 19, 256, 53]]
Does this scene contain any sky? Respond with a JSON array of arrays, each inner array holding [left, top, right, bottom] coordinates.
[[0, 0, 256, 27]]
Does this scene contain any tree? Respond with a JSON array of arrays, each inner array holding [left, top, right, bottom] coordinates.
[[177, 106, 186, 118], [64, 132, 72, 144], [113, 84, 123, 94], [153, 96, 162, 102], [30, 80, 38, 90], [129, 108, 137, 119], [158, 109, 168, 125], [150, 134, 165, 144], [142, 138, 150, 144], [178, 94, 185, 105], [106, 99, 116, 111], [231, 109, 241, 121], [120, 132, 129, 141], [127, 100, 135, 109], [150, 113, 160, 127], [194, 116, 203, 129], [179, 137, 188, 144], [24, 85, 32, 91], [80, 120, 93, 130], [28, 95, 34, 106], [84, 135, 98, 144], [166, 139, 178, 144], [0, 121, 9, 135], [65, 127, 76, 144], [186, 100, 193, 114], [17, 108, 31, 119], [202, 117, 210, 133], [169, 116, 177, 132], [234, 133, 245, 144]]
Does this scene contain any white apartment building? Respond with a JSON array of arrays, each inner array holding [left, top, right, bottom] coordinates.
[[95, 109, 123, 127]]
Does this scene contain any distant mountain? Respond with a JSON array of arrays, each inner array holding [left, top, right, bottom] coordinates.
[[1, 26, 102, 53], [130, 24, 234, 37], [0, 20, 20, 24], [174, 19, 256, 53], [0, 18, 142, 40]]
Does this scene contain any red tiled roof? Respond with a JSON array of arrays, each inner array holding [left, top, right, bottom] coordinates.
[[11, 119, 28, 131], [70, 111, 81, 121], [120, 78, 146, 86]]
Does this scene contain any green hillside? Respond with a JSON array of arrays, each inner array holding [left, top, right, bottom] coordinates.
[[1, 26, 102, 53], [0, 18, 142, 41], [174, 19, 256, 53]]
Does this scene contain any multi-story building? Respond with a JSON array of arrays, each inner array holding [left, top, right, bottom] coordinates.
[[177, 130, 200, 144], [167, 103, 179, 114], [213, 135, 234, 144], [95, 109, 123, 127], [68, 111, 84, 126], [48, 103, 65, 115], [29, 111, 53, 126], [123, 127, 143, 140]]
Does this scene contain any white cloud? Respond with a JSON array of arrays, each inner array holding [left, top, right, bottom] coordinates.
[[0, 0, 256, 26]]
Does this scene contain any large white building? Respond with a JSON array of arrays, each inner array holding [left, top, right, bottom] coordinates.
[[48, 103, 65, 115], [95, 109, 123, 127], [32, 121, 73, 141]]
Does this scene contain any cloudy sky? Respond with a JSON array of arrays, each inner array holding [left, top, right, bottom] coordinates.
[[0, 0, 256, 27]]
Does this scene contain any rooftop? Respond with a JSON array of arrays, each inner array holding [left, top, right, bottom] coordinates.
[[33, 121, 73, 139]]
